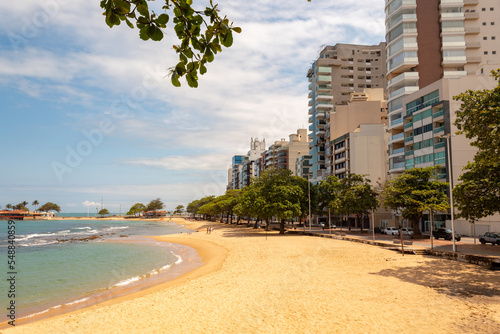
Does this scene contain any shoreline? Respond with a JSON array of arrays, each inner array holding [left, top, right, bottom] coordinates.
[[3, 219, 499, 333], [0, 218, 224, 329]]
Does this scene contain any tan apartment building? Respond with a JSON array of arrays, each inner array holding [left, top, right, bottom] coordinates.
[[326, 89, 389, 184], [254, 129, 311, 177], [307, 43, 387, 182]]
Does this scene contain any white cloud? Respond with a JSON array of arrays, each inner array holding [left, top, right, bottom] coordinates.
[[124, 154, 231, 171]]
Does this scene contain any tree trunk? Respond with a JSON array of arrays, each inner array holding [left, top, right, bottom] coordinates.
[[280, 218, 285, 234]]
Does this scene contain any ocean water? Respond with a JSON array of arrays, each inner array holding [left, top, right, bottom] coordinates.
[[0, 218, 201, 322]]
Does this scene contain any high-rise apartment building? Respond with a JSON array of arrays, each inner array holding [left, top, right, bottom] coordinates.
[[385, 0, 500, 177], [254, 129, 310, 177], [228, 138, 266, 190], [385, 0, 500, 234], [307, 43, 387, 181], [325, 89, 389, 182]]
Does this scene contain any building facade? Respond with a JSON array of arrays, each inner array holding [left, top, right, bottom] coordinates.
[[307, 43, 387, 182], [385, 0, 500, 177]]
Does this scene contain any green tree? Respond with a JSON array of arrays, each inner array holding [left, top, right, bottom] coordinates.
[[6, 204, 12, 210], [318, 176, 343, 227], [174, 205, 184, 215], [98, 208, 110, 217], [291, 176, 319, 224], [187, 195, 215, 217], [147, 198, 165, 211], [253, 168, 303, 234], [32, 200, 39, 211], [340, 174, 378, 231], [453, 69, 500, 219], [382, 167, 449, 235], [38, 202, 62, 213], [127, 203, 147, 215], [13, 201, 29, 211], [233, 184, 266, 226], [100, 0, 241, 87], [215, 189, 241, 224]]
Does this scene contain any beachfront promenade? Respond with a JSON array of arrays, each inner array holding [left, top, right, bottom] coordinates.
[[4, 218, 500, 333]]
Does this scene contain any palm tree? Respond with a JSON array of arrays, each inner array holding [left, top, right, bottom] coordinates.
[[32, 200, 39, 212], [6, 204, 12, 210]]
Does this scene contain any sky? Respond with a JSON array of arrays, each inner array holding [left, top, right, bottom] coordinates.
[[0, 0, 385, 213]]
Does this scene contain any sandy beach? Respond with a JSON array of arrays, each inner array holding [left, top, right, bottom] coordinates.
[[2, 218, 499, 334]]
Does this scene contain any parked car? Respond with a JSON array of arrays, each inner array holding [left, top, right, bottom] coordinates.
[[433, 228, 461, 241], [399, 227, 414, 236], [383, 227, 399, 235], [479, 232, 500, 245]]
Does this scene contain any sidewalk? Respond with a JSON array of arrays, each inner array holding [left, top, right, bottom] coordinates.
[[286, 228, 500, 269]]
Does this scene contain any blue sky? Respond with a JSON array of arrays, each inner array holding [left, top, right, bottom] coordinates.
[[0, 0, 385, 213]]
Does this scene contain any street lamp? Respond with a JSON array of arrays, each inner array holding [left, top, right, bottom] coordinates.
[[441, 134, 456, 252], [308, 172, 312, 233]]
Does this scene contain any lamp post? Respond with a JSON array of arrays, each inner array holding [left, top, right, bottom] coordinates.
[[441, 134, 456, 252], [308, 173, 312, 233]]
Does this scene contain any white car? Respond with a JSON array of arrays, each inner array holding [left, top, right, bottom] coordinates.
[[400, 228, 414, 236], [383, 227, 399, 235]]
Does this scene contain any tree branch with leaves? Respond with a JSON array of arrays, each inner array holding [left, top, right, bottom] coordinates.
[[100, 0, 241, 87]]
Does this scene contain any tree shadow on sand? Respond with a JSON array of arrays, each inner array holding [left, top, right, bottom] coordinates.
[[371, 258, 500, 298]]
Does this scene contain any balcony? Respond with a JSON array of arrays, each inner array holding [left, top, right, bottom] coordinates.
[[316, 84, 332, 92], [316, 75, 332, 84], [308, 108, 313, 115], [389, 147, 405, 157], [404, 136, 414, 143], [317, 66, 332, 75], [308, 115, 314, 123], [404, 122, 413, 129], [389, 132, 405, 143], [465, 26, 480, 34], [315, 101, 334, 110], [442, 56, 467, 66], [315, 111, 326, 119], [433, 126, 445, 134], [434, 142, 446, 149], [464, 11, 479, 20], [466, 41, 480, 49], [389, 118, 404, 130], [387, 71, 419, 89], [388, 85, 419, 100], [467, 56, 481, 63], [316, 93, 334, 101]]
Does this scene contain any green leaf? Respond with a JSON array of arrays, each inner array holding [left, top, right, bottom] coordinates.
[[171, 72, 181, 87], [232, 27, 242, 33], [179, 53, 188, 64], [155, 13, 169, 26], [106, 13, 121, 27], [186, 72, 198, 88], [184, 48, 193, 58], [125, 18, 134, 29], [175, 63, 186, 76], [200, 63, 207, 75], [137, 4, 149, 18], [148, 24, 164, 41], [221, 32, 233, 47], [205, 50, 214, 62], [139, 26, 150, 40]]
